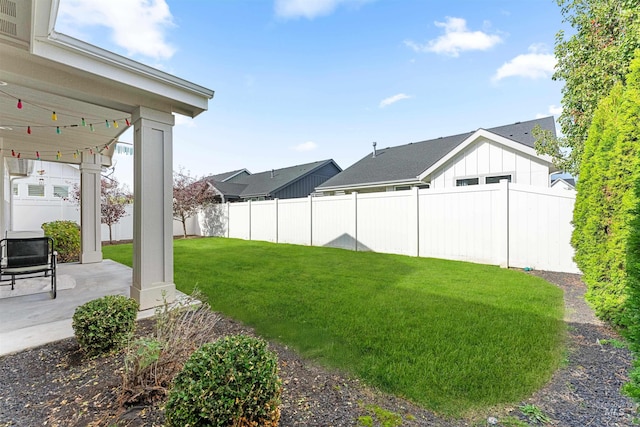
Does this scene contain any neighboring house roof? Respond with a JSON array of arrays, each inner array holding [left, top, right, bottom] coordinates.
[[207, 159, 341, 199], [317, 117, 556, 191], [211, 181, 248, 198], [210, 169, 251, 182], [551, 177, 576, 189]]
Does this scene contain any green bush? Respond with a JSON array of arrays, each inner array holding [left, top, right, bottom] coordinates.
[[72, 295, 139, 356], [42, 220, 80, 263], [572, 52, 640, 328], [165, 335, 282, 427]]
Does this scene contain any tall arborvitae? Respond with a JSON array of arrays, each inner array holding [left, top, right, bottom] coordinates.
[[572, 51, 640, 327]]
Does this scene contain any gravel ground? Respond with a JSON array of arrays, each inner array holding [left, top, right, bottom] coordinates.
[[0, 270, 636, 426]]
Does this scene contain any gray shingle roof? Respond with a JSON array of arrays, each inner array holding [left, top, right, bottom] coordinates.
[[317, 117, 556, 190], [207, 160, 340, 198], [210, 169, 249, 182]]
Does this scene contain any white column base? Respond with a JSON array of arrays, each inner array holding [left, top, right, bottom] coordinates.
[[130, 281, 176, 311]]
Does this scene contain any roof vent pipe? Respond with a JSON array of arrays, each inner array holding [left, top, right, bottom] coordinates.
[[271, 169, 274, 178], [372, 141, 377, 158]]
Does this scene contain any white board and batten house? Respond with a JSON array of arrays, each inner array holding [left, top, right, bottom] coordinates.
[[315, 117, 559, 195]]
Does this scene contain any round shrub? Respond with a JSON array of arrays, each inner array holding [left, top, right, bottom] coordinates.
[[165, 334, 282, 427], [41, 220, 80, 263], [72, 295, 139, 356]]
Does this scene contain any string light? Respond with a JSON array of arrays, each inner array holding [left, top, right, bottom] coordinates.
[[56, 126, 61, 134], [11, 150, 15, 157], [52, 111, 57, 121], [36, 152, 40, 160], [90, 123, 94, 132], [73, 152, 78, 159], [125, 119, 130, 126], [81, 118, 86, 126], [27, 126, 31, 135], [16, 99, 22, 109], [113, 120, 118, 128], [17, 153, 20, 159], [105, 120, 110, 128], [56, 151, 61, 160]]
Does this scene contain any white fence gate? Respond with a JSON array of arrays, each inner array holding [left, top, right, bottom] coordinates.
[[191, 182, 579, 274]]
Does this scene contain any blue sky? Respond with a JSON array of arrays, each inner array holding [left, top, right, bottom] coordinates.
[[56, 0, 566, 187]]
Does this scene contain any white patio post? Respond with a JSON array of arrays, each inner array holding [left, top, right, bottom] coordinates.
[[0, 156, 7, 238], [80, 153, 103, 263], [130, 106, 176, 310]]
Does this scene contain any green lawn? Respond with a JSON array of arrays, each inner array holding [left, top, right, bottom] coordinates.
[[104, 237, 565, 417]]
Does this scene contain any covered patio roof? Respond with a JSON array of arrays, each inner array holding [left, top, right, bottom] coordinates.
[[0, 0, 214, 310], [0, 0, 213, 164]]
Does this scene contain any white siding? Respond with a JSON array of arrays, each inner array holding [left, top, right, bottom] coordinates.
[[430, 138, 550, 188]]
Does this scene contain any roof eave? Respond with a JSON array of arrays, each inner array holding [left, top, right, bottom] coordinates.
[[317, 177, 424, 192], [31, 2, 213, 117]]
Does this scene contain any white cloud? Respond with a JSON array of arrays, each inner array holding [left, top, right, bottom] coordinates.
[[274, 0, 370, 19], [536, 105, 563, 119], [492, 44, 556, 82], [292, 141, 318, 152], [379, 93, 412, 108], [404, 17, 502, 57], [548, 104, 562, 116], [57, 0, 176, 60]]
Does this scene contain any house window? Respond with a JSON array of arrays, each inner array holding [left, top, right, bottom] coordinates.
[[395, 186, 411, 191], [12, 184, 18, 196], [456, 178, 479, 187], [28, 184, 45, 197], [53, 185, 69, 198], [485, 175, 512, 184]]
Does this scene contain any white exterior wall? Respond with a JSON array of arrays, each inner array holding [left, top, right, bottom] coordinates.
[[430, 138, 549, 188]]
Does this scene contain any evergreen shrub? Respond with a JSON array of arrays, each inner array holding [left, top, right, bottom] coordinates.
[[165, 334, 282, 427]]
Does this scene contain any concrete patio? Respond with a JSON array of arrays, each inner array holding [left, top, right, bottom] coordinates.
[[0, 260, 158, 356]]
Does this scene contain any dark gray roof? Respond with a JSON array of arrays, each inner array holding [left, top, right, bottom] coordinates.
[[212, 181, 248, 198], [318, 117, 556, 190], [552, 177, 576, 187], [208, 160, 340, 198], [210, 169, 250, 182]]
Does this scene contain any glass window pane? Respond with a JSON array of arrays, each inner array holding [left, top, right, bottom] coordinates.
[[28, 185, 45, 197]]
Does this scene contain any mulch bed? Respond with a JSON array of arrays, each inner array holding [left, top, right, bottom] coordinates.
[[0, 271, 636, 426]]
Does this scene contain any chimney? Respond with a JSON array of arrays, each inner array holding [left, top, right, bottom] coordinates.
[[372, 141, 377, 158], [270, 169, 275, 178]]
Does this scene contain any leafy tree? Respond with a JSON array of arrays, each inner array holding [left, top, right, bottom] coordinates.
[[572, 51, 640, 327], [173, 168, 214, 238], [535, 0, 640, 174], [70, 175, 133, 244]]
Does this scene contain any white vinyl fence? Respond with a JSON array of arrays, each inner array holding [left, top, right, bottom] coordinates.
[[190, 181, 579, 274]]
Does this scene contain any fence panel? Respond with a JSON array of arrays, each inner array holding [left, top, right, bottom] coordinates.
[[357, 191, 416, 255], [508, 185, 579, 273], [194, 184, 579, 273], [312, 194, 356, 249], [419, 186, 504, 265], [250, 201, 277, 242], [228, 202, 251, 240], [278, 198, 311, 245]]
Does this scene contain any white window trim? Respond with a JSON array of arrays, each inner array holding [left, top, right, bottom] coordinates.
[[454, 172, 516, 187]]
